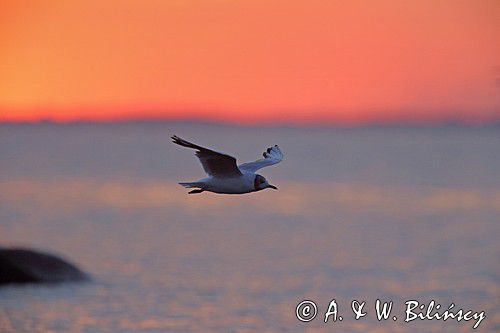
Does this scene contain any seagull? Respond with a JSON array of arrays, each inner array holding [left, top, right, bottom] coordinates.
[[171, 135, 283, 194]]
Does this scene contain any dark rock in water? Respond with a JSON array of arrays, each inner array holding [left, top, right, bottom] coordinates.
[[0, 248, 89, 286]]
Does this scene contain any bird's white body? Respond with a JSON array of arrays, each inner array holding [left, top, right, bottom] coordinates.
[[172, 135, 283, 195], [194, 173, 257, 194]]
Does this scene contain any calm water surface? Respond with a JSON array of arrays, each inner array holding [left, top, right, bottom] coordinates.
[[1, 123, 499, 332]]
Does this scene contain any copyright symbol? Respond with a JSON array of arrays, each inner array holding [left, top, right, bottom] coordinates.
[[295, 300, 317, 322]]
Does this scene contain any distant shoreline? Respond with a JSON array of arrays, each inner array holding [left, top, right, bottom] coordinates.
[[1, 118, 499, 130]]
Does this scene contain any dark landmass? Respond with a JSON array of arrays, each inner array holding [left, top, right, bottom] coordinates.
[[0, 248, 89, 286]]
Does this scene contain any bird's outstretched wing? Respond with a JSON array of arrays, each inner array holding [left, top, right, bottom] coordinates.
[[238, 145, 283, 173], [171, 135, 242, 177]]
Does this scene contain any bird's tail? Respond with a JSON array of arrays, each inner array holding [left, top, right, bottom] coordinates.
[[179, 182, 202, 189]]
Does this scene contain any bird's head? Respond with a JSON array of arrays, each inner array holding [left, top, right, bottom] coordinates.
[[254, 174, 278, 191]]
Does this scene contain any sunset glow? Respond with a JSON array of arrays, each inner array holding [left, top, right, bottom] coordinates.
[[1, 0, 499, 124]]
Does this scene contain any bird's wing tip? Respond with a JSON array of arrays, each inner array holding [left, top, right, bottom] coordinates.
[[263, 144, 282, 159], [171, 135, 184, 143]]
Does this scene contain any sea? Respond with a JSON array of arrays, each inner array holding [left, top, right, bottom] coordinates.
[[0, 122, 499, 332]]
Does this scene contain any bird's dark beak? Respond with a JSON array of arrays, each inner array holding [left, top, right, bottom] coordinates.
[[268, 184, 278, 190]]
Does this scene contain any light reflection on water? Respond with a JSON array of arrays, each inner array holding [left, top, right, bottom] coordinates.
[[0, 124, 499, 332]]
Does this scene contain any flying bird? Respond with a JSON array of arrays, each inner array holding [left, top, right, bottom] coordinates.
[[171, 135, 283, 194]]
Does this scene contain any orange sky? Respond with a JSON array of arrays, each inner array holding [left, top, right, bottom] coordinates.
[[1, 0, 499, 124]]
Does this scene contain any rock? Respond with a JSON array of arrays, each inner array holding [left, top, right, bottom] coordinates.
[[0, 247, 89, 286]]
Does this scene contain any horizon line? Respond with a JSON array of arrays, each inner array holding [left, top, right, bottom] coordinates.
[[1, 117, 499, 129], [1, 105, 500, 126]]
